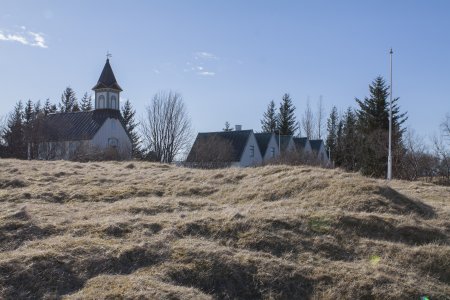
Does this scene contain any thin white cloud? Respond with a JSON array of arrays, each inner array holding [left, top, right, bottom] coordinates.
[[0, 33, 28, 45], [198, 71, 215, 76], [0, 28, 48, 48], [194, 51, 218, 60], [29, 32, 47, 48]]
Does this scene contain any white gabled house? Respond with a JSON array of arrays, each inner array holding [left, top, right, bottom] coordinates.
[[254, 133, 279, 163], [186, 128, 262, 167], [186, 126, 330, 168]]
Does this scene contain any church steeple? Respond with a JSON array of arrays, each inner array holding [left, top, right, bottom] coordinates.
[[92, 57, 122, 110]]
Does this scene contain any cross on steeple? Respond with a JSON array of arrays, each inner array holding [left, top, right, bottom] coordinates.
[[106, 51, 112, 60]]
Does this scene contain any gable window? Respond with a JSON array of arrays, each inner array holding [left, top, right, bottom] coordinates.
[[99, 95, 105, 108], [250, 145, 254, 158], [108, 137, 119, 148], [111, 95, 117, 109]]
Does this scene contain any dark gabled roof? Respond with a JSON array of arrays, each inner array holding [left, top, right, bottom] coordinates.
[[42, 109, 125, 142], [275, 135, 293, 152], [309, 139, 324, 152], [293, 137, 308, 150], [186, 130, 253, 163], [254, 133, 273, 156], [92, 59, 122, 91]]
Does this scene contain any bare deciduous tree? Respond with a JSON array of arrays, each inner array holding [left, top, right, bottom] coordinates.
[[301, 98, 315, 139], [316, 95, 325, 139], [402, 129, 435, 180], [141, 91, 193, 163], [186, 135, 234, 168], [442, 113, 450, 142]]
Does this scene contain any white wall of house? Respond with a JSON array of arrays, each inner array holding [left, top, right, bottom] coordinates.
[[91, 118, 132, 159], [239, 132, 263, 167], [263, 134, 280, 162]]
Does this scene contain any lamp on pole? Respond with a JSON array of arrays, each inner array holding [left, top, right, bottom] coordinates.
[[387, 48, 393, 181]]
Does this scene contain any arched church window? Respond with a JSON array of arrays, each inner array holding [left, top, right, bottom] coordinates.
[[111, 95, 117, 109], [99, 95, 105, 108], [108, 137, 119, 148]]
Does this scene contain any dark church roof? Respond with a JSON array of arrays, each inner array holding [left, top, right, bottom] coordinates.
[[43, 109, 125, 142], [92, 59, 123, 91], [186, 130, 253, 162], [309, 139, 324, 152], [293, 137, 308, 150], [254, 133, 273, 156]]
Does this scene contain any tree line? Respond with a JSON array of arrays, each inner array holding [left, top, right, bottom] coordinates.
[[256, 76, 449, 184]]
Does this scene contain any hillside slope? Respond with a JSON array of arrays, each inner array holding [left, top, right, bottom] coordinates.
[[0, 159, 449, 299]]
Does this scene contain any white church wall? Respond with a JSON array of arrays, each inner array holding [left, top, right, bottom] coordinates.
[[91, 118, 132, 159]]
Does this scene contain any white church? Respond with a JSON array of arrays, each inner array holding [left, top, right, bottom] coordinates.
[[38, 58, 132, 160]]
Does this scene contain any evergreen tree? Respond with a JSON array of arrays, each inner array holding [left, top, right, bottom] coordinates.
[[355, 76, 407, 177], [223, 121, 233, 131], [34, 100, 42, 115], [80, 92, 93, 111], [59, 87, 77, 112], [43, 99, 56, 115], [32, 100, 45, 159], [277, 93, 298, 135], [121, 100, 141, 158], [335, 119, 344, 167], [326, 106, 339, 161], [261, 100, 277, 133], [341, 108, 358, 171], [72, 101, 80, 112], [23, 100, 34, 159], [2, 101, 26, 158]]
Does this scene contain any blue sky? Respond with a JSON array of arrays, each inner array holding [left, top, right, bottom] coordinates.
[[1, 1, 449, 139]]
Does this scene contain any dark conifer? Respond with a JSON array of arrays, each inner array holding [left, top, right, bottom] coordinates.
[[121, 100, 141, 158], [277, 93, 298, 135], [261, 100, 277, 133], [355, 76, 407, 177], [80, 93, 93, 111], [59, 87, 77, 112]]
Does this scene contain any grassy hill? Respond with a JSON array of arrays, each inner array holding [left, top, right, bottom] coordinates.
[[0, 159, 449, 299]]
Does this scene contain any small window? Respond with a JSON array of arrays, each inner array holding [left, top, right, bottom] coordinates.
[[271, 147, 275, 158], [250, 145, 254, 158], [111, 95, 117, 109], [99, 95, 105, 108], [108, 138, 119, 148]]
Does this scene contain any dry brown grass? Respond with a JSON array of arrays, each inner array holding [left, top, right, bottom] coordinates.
[[0, 159, 449, 299]]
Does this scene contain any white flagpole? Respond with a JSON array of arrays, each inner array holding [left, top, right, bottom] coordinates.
[[387, 48, 393, 180]]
